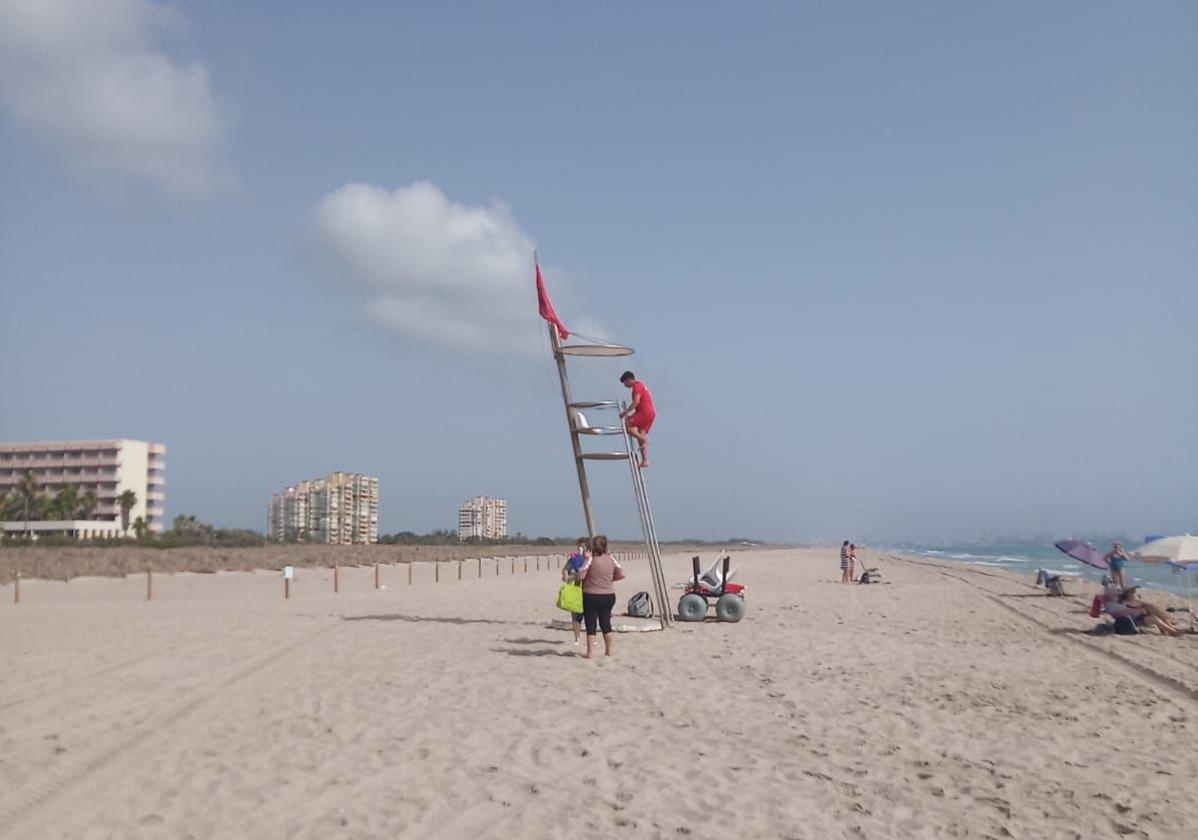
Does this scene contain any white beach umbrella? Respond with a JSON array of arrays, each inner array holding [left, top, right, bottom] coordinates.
[[1136, 535, 1198, 632], [1135, 534, 1198, 564]]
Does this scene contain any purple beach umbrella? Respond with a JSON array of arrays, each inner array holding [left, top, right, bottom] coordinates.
[[1054, 539, 1109, 571]]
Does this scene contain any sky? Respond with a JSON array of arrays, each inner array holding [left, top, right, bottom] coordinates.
[[0, 0, 1194, 544]]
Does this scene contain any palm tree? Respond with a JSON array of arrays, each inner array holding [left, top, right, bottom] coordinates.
[[18, 471, 41, 536], [132, 516, 148, 541], [53, 483, 80, 521], [117, 489, 137, 537], [79, 489, 99, 520]]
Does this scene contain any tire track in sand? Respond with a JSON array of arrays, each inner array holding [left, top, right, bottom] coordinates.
[[900, 557, 1198, 705], [0, 641, 188, 712], [0, 623, 338, 840]]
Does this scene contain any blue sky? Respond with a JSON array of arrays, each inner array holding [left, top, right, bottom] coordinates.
[[1, 1, 1194, 543]]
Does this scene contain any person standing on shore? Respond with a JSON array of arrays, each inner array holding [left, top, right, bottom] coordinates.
[[562, 537, 590, 645], [619, 371, 656, 468], [840, 540, 852, 583], [849, 544, 859, 582], [1105, 541, 1133, 591], [576, 535, 623, 659]]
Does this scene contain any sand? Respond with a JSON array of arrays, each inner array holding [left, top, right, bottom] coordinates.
[[1, 549, 1195, 840]]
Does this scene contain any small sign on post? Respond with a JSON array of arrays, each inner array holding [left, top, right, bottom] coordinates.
[[283, 565, 294, 600]]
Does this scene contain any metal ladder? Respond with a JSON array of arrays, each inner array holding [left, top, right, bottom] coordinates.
[[621, 401, 672, 627]]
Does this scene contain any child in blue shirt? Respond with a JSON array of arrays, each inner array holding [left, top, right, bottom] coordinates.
[[562, 537, 591, 644]]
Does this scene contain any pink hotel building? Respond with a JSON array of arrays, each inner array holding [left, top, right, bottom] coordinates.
[[0, 440, 166, 538]]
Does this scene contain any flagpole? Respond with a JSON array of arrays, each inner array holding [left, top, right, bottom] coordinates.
[[549, 322, 597, 541]]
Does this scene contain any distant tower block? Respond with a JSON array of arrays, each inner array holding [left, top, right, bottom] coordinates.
[[458, 496, 508, 541]]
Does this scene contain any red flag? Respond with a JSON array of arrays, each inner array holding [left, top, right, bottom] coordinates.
[[535, 261, 569, 340]]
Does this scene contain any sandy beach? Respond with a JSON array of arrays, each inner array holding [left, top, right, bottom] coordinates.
[[1, 548, 1195, 840]]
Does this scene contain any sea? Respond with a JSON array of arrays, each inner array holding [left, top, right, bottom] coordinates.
[[893, 544, 1197, 597]]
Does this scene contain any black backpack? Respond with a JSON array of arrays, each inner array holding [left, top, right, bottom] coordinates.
[[627, 591, 653, 618], [1112, 615, 1139, 636]]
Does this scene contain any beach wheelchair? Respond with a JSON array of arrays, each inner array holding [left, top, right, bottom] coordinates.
[[677, 554, 746, 622]]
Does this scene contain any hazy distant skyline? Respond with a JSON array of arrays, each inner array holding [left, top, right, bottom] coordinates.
[[1, 1, 1194, 542]]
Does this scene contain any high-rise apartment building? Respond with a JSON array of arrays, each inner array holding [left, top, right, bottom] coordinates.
[[458, 496, 508, 541], [0, 439, 166, 538], [267, 471, 378, 544]]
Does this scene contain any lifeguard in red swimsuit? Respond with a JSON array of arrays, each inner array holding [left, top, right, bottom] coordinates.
[[619, 371, 656, 468]]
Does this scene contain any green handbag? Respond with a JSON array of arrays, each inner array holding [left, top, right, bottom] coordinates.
[[556, 580, 583, 613]]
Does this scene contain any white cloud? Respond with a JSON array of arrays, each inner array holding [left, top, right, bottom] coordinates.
[[0, 0, 229, 196], [316, 180, 595, 356]]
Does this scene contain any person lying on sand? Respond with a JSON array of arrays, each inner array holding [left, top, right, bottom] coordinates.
[[1117, 588, 1184, 637], [857, 567, 882, 584]]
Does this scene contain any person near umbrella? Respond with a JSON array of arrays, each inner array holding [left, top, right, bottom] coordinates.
[[1117, 588, 1184, 636], [1105, 542, 1134, 591]]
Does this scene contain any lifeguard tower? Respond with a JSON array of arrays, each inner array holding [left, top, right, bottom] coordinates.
[[545, 321, 672, 628]]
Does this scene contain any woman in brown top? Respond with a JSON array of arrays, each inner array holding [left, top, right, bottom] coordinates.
[[576, 535, 622, 658]]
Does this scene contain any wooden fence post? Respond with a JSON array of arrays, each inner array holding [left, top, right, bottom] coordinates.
[[146, 563, 153, 601], [510, 557, 515, 575], [495, 558, 500, 576], [408, 562, 413, 586], [458, 560, 463, 580], [334, 563, 340, 593], [435, 562, 440, 583], [14, 566, 21, 604], [284, 578, 290, 600], [477, 557, 482, 578], [524, 557, 528, 574], [374, 563, 380, 589]]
